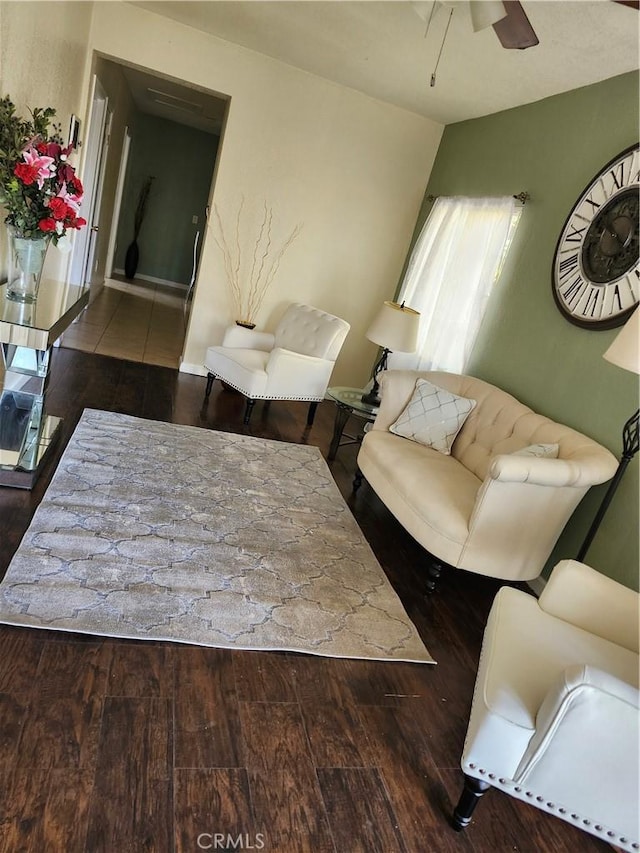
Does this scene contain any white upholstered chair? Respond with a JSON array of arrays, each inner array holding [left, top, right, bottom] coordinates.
[[453, 559, 639, 852], [203, 303, 350, 425]]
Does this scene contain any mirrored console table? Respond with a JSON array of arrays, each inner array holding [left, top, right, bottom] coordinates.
[[0, 278, 89, 488]]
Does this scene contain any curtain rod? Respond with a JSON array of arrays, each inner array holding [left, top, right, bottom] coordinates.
[[426, 192, 530, 204]]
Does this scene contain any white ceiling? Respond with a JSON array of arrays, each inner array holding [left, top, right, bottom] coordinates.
[[130, 0, 639, 126]]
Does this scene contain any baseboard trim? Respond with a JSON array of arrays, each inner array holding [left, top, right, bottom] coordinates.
[[179, 361, 207, 377], [112, 269, 188, 290]]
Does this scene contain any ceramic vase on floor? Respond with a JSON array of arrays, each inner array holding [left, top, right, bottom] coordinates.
[[6, 226, 50, 303]]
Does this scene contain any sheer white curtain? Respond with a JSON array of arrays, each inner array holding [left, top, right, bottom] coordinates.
[[391, 196, 520, 374]]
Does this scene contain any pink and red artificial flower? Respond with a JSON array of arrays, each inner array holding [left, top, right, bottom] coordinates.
[[14, 146, 56, 189], [12, 141, 86, 238]]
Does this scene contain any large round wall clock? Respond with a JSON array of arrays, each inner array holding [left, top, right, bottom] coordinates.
[[552, 143, 639, 330]]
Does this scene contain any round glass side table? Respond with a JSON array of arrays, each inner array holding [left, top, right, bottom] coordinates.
[[325, 386, 379, 461]]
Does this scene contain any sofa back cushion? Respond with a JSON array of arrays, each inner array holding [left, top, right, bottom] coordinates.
[[392, 371, 602, 483]]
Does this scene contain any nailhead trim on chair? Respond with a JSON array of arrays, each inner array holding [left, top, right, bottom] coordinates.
[[462, 761, 637, 849], [210, 375, 324, 402]]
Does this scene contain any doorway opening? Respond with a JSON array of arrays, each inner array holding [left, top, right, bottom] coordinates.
[[62, 58, 228, 369]]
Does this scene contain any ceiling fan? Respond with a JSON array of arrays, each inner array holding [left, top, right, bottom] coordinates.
[[416, 0, 638, 53], [469, 1, 539, 50], [415, 1, 638, 87]]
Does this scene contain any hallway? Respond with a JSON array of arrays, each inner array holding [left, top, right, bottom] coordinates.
[[61, 277, 187, 369]]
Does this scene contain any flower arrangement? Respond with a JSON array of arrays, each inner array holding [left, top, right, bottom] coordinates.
[[0, 95, 86, 250], [212, 197, 302, 327]]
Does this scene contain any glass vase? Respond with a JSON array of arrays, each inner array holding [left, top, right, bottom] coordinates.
[[6, 226, 50, 303]]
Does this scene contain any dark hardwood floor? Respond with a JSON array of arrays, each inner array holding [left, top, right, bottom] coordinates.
[[0, 348, 611, 852]]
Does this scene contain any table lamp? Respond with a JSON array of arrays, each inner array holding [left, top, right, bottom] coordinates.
[[577, 307, 640, 560], [361, 301, 420, 407]]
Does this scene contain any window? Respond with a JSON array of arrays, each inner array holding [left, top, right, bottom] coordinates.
[[391, 196, 521, 374]]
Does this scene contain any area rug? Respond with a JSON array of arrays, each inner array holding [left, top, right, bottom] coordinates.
[[0, 409, 433, 663]]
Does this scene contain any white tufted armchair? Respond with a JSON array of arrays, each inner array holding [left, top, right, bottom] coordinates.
[[203, 303, 350, 425], [453, 559, 639, 852]]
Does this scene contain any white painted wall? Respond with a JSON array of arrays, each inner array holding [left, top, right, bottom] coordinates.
[[0, 0, 94, 282], [87, 2, 444, 386]]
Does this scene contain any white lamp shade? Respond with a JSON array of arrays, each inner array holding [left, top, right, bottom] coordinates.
[[469, 0, 507, 32], [603, 307, 640, 376], [365, 301, 420, 353]]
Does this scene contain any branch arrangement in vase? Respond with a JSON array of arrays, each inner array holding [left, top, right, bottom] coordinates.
[[213, 197, 302, 326], [124, 175, 154, 279]]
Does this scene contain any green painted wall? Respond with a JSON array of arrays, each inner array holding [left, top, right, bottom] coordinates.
[[115, 113, 219, 284], [414, 71, 639, 590]]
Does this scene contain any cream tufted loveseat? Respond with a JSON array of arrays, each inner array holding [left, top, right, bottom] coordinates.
[[355, 370, 618, 584]]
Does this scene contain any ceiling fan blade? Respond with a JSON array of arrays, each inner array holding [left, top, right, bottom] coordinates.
[[612, 1, 639, 9], [469, 1, 507, 32], [493, 0, 539, 49]]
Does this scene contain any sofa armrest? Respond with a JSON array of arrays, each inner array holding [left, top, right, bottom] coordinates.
[[463, 475, 588, 581], [539, 560, 639, 653], [515, 664, 639, 785], [488, 454, 614, 489], [221, 325, 275, 351]]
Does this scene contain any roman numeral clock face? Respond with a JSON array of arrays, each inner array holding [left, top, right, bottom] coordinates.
[[552, 143, 639, 329]]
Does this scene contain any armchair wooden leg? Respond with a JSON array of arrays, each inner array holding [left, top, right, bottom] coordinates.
[[204, 372, 215, 400], [452, 775, 491, 831], [307, 402, 318, 426], [243, 399, 256, 424], [352, 468, 364, 491]]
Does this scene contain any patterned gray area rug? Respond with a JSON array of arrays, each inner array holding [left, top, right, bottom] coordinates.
[[0, 410, 433, 663]]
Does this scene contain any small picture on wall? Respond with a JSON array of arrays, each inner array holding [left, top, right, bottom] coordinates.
[[68, 115, 81, 150]]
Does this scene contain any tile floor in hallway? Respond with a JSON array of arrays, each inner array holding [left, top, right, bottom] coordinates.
[[60, 276, 188, 368]]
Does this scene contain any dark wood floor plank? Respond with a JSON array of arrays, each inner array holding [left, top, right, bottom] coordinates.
[[240, 701, 337, 850], [84, 696, 172, 852], [35, 640, 112, 699], [108, 641, 174, 698], [291, 654, 363, 708], [0, 692, 29, 771], [300, 702, 374, 769], [0, 628, 44, 694], [317, 767, 407, 853], [16, 694, 104, 771], [174, 768, 254, 853], [113, 360, 152, 419], [340, 657, 438, 709], [174, 646, 243, 768], [0, 767, 93, 852], [240, 701, 315, 775], [358, 705, 476, 853], [248, 769, 335, 853], [232, 650, 298, 703], [14, 641, 111, 771]]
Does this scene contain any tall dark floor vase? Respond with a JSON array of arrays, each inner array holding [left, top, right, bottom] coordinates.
[[124, 240, 139, 280]]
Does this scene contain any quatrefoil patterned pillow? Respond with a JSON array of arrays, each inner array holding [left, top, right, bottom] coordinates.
[[389, 378, 476, 455]]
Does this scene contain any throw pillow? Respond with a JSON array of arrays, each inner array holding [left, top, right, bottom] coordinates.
[[512, 443, 559, 458], [389, 378, 476, 455]]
